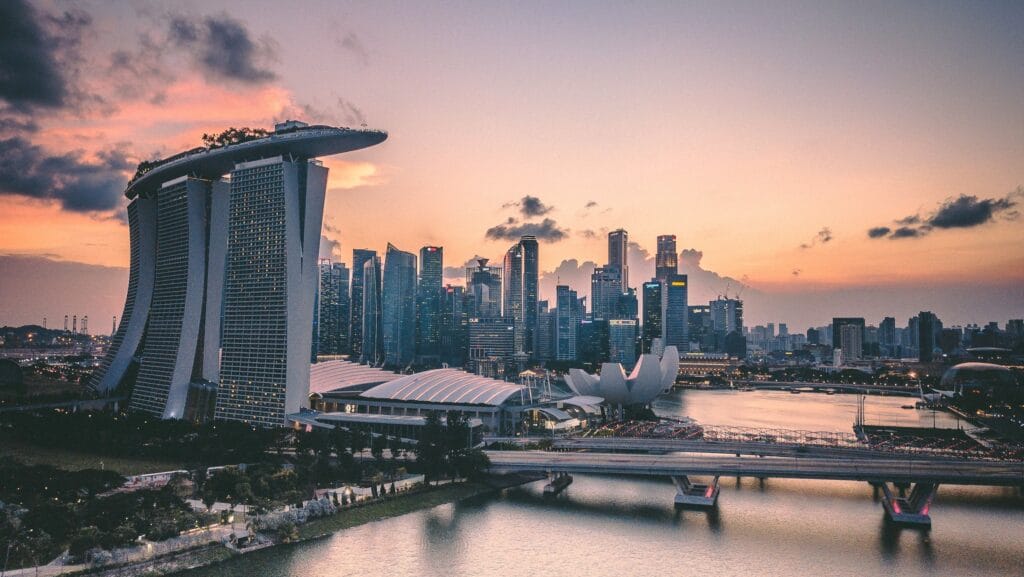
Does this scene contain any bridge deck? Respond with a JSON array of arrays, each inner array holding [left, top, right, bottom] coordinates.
[[485, 450, 1024, 486]]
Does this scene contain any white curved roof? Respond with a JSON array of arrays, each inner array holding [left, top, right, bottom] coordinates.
[[564, 346, 680, 405], [309, 360, 401, 396], [361, 368, 527, 406]]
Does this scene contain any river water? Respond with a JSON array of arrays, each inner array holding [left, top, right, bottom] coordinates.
[[182, 390, 1024, 577]]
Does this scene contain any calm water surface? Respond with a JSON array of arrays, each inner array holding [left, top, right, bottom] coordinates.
[[183, 390, 1024, 577]]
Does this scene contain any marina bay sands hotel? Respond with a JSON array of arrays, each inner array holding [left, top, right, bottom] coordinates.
[[89, 121, 387, 427]]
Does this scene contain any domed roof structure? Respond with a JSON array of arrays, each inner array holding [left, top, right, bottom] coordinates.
[[939, 362, 1021, 404], [563, 347, 680, 405]]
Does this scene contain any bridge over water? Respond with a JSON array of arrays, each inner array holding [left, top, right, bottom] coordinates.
[[484, 428, 1024, 526]]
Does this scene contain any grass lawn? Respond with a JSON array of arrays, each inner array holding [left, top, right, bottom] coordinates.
[[296, 482, 492, 540], [0, 441, 187, 475]]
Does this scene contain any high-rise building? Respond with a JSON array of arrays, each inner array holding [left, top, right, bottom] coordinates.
[[467, 317, 516, 377], [590, 267, 623, 320], [467, 259, 502, 318], [361, 255, 383, 365], [129, 177, 227, 419], [608, 319, 638, 365], [879, 317, 896, 357], [710, 297, 743, 335], [831, 318, 866, 352], [641, 280, 662, 353], [502, 236, 539, 357], [521, 236, 539, 358], [662, 274, 688, 350], [839, 323, 863, 361], [535, 301, 555, 361], [688, 304, 712, 349], [918, 311, 939, 363], [607, 229, 629, 290], [655, 234, 677, 282], [439, 285, 468, 366], [416, 246, 443, 362], [502, 241, 525, 354], [349, 248, 377, 360], [317, 259, 350, 357], [555, 285, 578, 361], [382, 244, 417, 368]]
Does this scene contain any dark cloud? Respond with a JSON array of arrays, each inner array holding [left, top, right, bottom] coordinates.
[[485, 217, 568, 242], [792, 269, 801, 276], [169, 14, 277, 84], [0, 0, 92, 111], [867, 190, 1020, 240], [338, 32, 370, 65], [585, 200, 598, 209], [577, 229, 599, 239], [890, 226, 923, 239], [503, 195, 553, 218], [929, 194, 1016, 229], [0, 137, 130, 212], [0, 117, 39, 133], [799, 227, 833, 249]]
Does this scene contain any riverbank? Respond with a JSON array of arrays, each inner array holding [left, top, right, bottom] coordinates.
[[0, 440, 186, 474], [59, 474, 540, 577]]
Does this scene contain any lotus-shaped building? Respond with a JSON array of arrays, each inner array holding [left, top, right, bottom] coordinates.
[[563, 346, 680, 405]]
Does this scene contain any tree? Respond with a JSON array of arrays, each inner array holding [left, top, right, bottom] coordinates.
[[350, 430, 368, 458], [370, 434, 387, 463], [414, 411, 446, 484]]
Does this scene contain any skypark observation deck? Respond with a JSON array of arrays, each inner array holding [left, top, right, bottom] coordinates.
[[125, 124, 388, 199]]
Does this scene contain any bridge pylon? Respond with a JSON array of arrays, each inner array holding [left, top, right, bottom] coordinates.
[[672, 475, 720, 507], [544, 472, 573, 496], [879, 482, 939, 526]]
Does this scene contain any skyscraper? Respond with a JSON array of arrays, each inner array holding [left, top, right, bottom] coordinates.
[[831, 318, 866, 351], [89, 121, 386, 427], [521, 236, 539, 358], [349, 248, 377, 360], [608, 319, 638, 365], [382, 244, 417, 368], [555, 285, 578, 361], [879, 317, 896, 357], [467, 259, 502, 318], [839, 323, 863, 361], [416, 246, 443, 362], [439, 285, 468, 366], [502, 241, 525, 354], [361, 255, 383, 365], [655, 234, 678, 282], [641, 280, 662, 353], [317, 259, 350, 356], [662, 273, 688, 350], [608, 229, 629, 290], [710, 297, 743, 334], [590, 267, 623, 320], [918, 311, 939, 363], [130, 177, 227, 419]]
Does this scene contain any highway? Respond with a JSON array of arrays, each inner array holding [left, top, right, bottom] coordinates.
[[485, 450, 1024, 486]]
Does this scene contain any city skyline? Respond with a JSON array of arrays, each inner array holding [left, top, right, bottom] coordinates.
[[1, 0, 1023, 332]]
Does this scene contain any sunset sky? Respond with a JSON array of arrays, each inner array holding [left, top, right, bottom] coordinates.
[[1, 0, 1022, 332]]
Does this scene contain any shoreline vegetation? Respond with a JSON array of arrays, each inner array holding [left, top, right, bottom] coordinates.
[[65, 476, 536, 577]]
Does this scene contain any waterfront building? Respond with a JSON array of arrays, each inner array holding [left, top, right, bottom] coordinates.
[[90, 121, 386, 427], [607, 229, 629, 290], [710, 297, 743, 335], [349, 248, 377, 360], [688, 304, 712, 350], [655, 234, 677, 282], [416, 246, 443, 362], [839, 323, 863, 361], [382, 244, 417, 368], [662, 274, 688, 350]]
